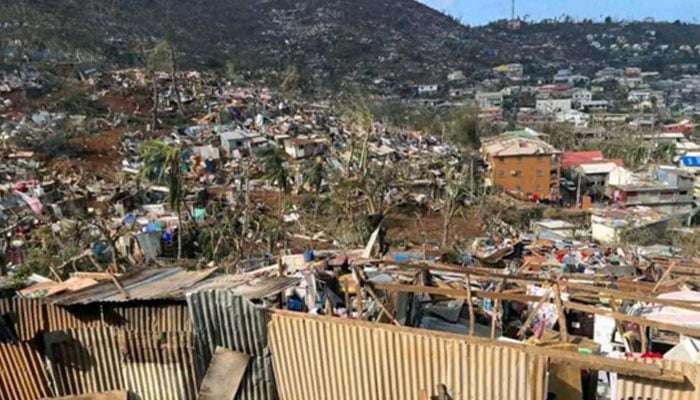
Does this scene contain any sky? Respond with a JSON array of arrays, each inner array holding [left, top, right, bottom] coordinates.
[[418, 0, 700, 26]]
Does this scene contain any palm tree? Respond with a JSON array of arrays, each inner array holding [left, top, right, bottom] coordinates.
[[139, 140, 186, 259], [302, 156, 326, 220], [257, 146, 291, 212]]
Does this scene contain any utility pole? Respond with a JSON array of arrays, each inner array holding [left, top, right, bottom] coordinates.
[[511, 0, 515, 20]]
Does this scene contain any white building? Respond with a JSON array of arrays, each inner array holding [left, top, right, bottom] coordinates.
[[571, 89, 592, 105], [536, 98, 572, 114], [283, 138, 327, 160], [475, 92, 504, 108], [417, 85, 439, 96]]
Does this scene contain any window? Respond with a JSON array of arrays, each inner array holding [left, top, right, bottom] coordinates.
[[498, 157, 505, 163], [537, 155, 544, 162], [498, 171, 505, 178], [514, 185, 522, 191], [536, 184, 543, 191], [536, 169, 543, 177], [517, 156, 523, 163]]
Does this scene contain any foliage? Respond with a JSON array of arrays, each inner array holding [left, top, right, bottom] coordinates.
[[139, 140, 184, 212]]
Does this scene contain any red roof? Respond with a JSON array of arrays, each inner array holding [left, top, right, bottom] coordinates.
[[562, 151, 624, 169]]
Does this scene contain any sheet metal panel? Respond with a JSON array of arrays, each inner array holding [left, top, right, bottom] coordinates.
[[44, 328, 124, 396], [187, 290, 276, 400], [109, 303, 192, 332], [0, 298, 45, 340], [269, 312, 548, 400], [45, 327, 198, 400], [119, 330, 197, 400], [46, 304, 105, 331], [0, 340, 51, 400], [616, 358, 699, 400]]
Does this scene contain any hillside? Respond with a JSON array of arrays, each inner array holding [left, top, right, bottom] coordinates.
[[4, 1, 700, 89], [0, 0, 473, 87]]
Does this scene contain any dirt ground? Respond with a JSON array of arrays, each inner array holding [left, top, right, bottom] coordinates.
[[46, 128, 125, 176], [385, 207, 485, 246]]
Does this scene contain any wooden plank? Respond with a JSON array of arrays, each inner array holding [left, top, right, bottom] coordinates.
[[553, 283, 569, 343], [365, 284, 401, 326], [565, 281, 700, 313], [371, 282, 542, 303], [198, 347, 251, 400], [490, 279, 505, 339], [517, 290, 551, 338], [563, 300, 700, 339], [466, 275, 475, 336]]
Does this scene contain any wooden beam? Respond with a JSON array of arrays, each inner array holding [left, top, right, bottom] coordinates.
[[565, 281, 700, 313], [356, 284, 363, 320], [466, 275, 475, 336], [490, 279, 505, 339], [371, 282, 542, 303], [517, 290, 551, 338], [653, 262, 677, 293], [365, 283, 401, 326], [563, 300, 700, 339], [553, 282, 569, 343]]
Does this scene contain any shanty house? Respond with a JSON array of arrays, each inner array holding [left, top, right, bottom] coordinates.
[[481, 134, 562, 199], [220, 130, 263, 155], [283, 138, 327, 160]]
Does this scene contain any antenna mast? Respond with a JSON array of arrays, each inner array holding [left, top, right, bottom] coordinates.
[[511, 0, 515, 20]]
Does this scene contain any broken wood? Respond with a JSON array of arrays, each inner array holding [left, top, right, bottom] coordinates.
[[466, 275, 475, 336], [553, 282, 569, 343], [365, 283, 401, 326], [517, 289, 551, 338]]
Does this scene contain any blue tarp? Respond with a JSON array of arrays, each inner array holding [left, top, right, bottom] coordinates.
[[681, 156, 700, 167]]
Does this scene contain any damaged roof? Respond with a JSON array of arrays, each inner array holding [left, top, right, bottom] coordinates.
[[43, 267, 219, 305], [482, 134, 561, 157]]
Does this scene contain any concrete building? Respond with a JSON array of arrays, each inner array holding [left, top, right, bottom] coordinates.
[[475, 91, 504, 108], [283, 138, 327, 160], [536, 99, 572, 114], [481, 134, 561, 199]]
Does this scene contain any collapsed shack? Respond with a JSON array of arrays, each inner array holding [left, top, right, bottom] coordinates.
[[1, 254, 699, 400]]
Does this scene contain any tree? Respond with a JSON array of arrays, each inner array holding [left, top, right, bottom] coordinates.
[[257, 146, 291, 212], [139, 140, 186, 259], [440, 164, 474, 248], [145, 41, 173, 129], [300, 156, 327, 222]]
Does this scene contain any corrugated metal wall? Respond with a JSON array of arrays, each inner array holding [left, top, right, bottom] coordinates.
[[187, 290, 277, 400], [110, 304, 192, 332], [0, 298, 45, 340], [0, 340, 51, 400], [269, 312, 548, 400], [119, 330, 197, 400], [44, 327, 198, 400], [44, 328, 124, 396], [616, 358, 700, 400]]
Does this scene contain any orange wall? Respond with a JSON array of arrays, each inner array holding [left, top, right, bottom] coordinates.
[[488, 154, 560, 198]]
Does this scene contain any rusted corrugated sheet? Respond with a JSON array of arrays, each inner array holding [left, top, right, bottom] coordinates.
[[0, 340, 51, 400], [45, 328, 124, 396], [269, 312, 548, 400], [46, 304, 105, 331], [119, 330, 197, 400], [109, 303, 192, 332], [187, 290, 276, 400], [45, 327, 197, 400], [616, 358, 700, 400], [0, 298, 45, 340], [47, 268, 218, 305]]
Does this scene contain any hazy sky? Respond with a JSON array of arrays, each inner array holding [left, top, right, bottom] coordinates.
[[419, 0, 699, 25]]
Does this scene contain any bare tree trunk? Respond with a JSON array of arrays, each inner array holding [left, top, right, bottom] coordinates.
[[177, 208, 182, 260], [170, 43, 184, 117], [151, 71, 159, 129]]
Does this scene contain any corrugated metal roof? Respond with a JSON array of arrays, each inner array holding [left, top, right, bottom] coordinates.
[[268, 312, 548, 400], [193, 275, 301, 299], [187, 290, 277, 400], [46, 268, 219, 305]]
